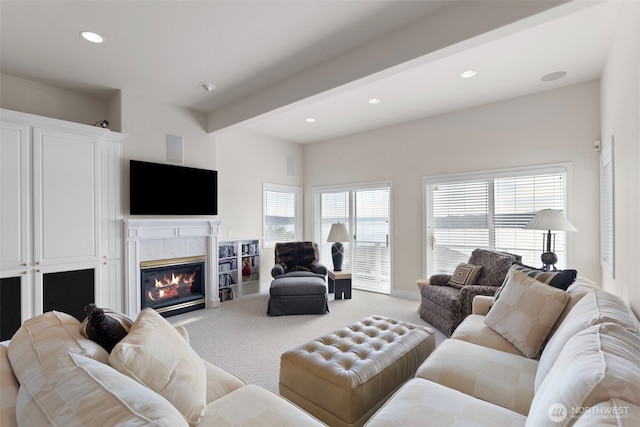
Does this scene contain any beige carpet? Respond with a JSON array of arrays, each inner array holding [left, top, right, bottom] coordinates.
[[169, 290, 445, 394]]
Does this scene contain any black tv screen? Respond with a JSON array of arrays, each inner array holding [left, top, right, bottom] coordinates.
[[130, 160, 218, 215]]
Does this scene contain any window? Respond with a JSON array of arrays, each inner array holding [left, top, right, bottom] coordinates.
[[263, 183, 302, 247], [314, 182, 391, 294], [424, 164, 571, 276]]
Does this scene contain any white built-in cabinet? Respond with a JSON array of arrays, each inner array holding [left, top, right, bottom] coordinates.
[[0, 109, 126, 327]]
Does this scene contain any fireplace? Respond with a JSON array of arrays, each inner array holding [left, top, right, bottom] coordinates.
[[140, 256, 205, 316]]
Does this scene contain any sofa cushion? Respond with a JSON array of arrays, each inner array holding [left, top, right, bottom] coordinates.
[[451, 314, 525, 357], [536, 290, 639, 390], [8, 311, 109, 382], [1, 345, 18, 427], [109, 308, 207, 425], [467, 249, 516, 287], [79, 304, 134, 352], [484, 269, 569, 358], [365, 378, 527, 427], [527, 323, 640, 427], [202, 360, 246, 404], [16, 352, 188, 426], [416, 339, 537, 415], [200, 384, 325, 426], [448, 263, 483, 289]]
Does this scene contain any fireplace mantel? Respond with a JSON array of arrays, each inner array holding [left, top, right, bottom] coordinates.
[[124, 218, 221, 317]]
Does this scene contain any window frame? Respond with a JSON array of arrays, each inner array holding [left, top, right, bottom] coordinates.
[[422, 163, 574, 278], [262, 183, 303, 248]]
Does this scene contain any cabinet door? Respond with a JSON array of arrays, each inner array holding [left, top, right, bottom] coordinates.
[[32, 127, 100, 265], [0, 121, 30, 271]]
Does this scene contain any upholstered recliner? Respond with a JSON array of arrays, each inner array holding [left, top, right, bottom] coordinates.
[[417, 248, 521, 336], [267, 242, 329, 316]]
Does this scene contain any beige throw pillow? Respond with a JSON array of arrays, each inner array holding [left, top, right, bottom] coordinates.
[[109, 308, 207, 425], [484, 269, 569, 358], [447, 263, 483, 289]]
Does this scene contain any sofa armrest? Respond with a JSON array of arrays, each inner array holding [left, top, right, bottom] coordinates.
[[459, 285, 500, 317], [314, 263, 328, 276], [271, 264, 285, 278], [203, 359, 246, 404], [472, 295, 495, 315]]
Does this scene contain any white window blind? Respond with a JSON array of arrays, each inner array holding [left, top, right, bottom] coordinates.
[[314, 183, 391, 294], [263, 183, 302, 246], [424, 165, 570, 276]]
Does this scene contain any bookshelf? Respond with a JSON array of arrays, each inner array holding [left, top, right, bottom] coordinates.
[[218, 239, 260, 301]]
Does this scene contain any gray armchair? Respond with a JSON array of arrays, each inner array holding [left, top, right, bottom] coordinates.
[[417, 248, 521, 336], [267, 242, 329, 316]]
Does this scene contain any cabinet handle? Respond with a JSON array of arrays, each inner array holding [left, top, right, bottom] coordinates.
[[21, 271, 28, 275], [21, 262, 27, 266], [35, 261, 40, 265], [36, 269, 41, 273]]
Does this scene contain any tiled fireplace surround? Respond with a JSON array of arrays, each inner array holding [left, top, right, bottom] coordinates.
[[124, 219, 222, 317]]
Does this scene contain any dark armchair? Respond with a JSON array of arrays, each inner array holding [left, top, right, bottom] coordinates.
[[417, 248, 521, 336], [267, 242, 329, 316]]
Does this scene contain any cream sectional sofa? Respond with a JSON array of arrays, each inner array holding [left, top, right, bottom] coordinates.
[[1, 308, 324, 427], [366, 276, 640, 426]]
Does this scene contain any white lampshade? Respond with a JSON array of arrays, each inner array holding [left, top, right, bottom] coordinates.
[[327, 222, 350, 242], [524, 209, 578, 232]]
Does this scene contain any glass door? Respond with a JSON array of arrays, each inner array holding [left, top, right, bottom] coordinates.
[[315, 183, 391, 294]]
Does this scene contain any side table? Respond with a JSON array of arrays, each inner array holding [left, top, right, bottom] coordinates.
[[328, 270, 352, 299]]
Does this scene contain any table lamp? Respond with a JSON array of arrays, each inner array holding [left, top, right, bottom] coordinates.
[[327, 222, 350, 271], [524, 209, 577, 270]]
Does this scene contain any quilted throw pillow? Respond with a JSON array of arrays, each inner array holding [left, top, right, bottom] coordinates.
[[109, 308, 207, 425], [447, 263, 483, 289], [80, 304, 134, 353], [484, 269, 569, 358]]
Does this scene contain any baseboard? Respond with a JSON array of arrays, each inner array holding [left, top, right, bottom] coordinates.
[[391, 289, 421, 301]]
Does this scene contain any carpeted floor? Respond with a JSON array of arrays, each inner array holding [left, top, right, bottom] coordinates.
[[169, 290, 445, 394]]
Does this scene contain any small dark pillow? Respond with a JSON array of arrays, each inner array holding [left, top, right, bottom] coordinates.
[[493, 263, 577, 305], [80, 304, 134, 353], [510, 262, 577, 290]]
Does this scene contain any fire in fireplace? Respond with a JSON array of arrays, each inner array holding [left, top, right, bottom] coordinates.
[[140, 256, 206, 316]]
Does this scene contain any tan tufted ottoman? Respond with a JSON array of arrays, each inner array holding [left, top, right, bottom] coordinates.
[[279, 315, 436, 427]]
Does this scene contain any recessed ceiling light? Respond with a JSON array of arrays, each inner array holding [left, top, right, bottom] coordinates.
[[305, 118, 317, 123], [199, 82, 216, 92], [540, 71, 567, 82], [368, 98, 381, 104], [80, 31, 104, 43], [460, 70, 477, 78]]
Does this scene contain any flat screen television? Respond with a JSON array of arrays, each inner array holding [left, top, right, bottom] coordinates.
[[130, 160, 218, 215]]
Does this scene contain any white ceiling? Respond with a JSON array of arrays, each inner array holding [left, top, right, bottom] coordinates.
[[0, 1, 623, 144]]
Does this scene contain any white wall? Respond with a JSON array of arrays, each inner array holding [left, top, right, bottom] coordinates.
[[215, 129, 304, 284], [304, 80, 602, 296], [600, 1, 640, 316], [0, 73, 108, 125]]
